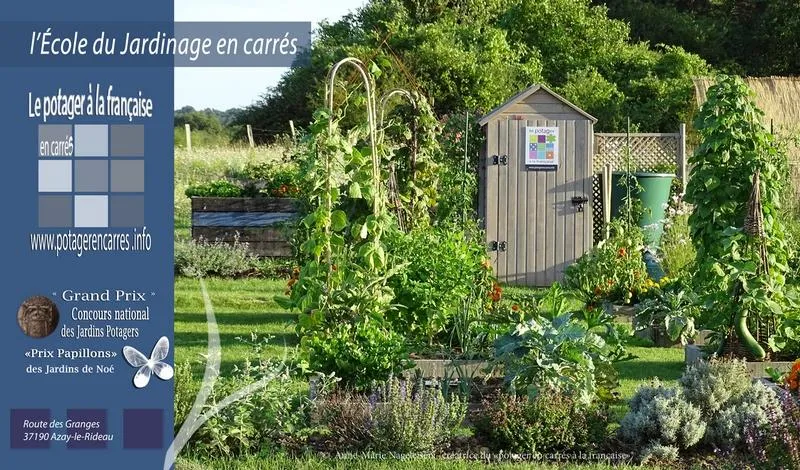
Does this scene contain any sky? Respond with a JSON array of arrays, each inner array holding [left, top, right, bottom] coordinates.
[[174, 0, 367, 111]]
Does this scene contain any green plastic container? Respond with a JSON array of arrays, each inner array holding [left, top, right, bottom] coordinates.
[[610, 172, 675, 248]]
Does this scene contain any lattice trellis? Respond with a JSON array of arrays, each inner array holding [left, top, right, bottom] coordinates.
[[592, 132, 686, 244]]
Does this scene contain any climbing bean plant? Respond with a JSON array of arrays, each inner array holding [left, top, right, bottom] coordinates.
[[685, 75, 792, 358], [278, 59, 414, 389], [381, 90, 441, 230]]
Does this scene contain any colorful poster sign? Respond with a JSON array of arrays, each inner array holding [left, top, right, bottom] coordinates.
[[525, 127, 559, 167]]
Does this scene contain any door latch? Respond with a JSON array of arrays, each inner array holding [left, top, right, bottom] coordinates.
[[571, 196, 589, 212], [499, 241, 507, 252]]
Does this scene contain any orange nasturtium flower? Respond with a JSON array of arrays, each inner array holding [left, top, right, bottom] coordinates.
[[788, 360, 800, 391], [618, 247, 627, 257], [489, 282, 502, 302], [511, 304, 520, 312]]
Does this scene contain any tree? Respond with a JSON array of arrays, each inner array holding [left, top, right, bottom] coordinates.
[[236, 0, 708, 138]]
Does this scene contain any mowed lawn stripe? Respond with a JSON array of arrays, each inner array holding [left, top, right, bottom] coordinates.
[[174, 277, 298, 379]]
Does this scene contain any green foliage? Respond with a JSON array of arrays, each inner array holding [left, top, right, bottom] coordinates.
[[707, 381, 781, 450], [309, 391, 374, 452], [174, 107, 236, 147], [371, 375, 467, 454], [175, 109, 225, 134], [239, 0, 708, 134], [746, 389, 800, 469], [281, 77, 412, 389], [635, 284, 700, 345], [381, 91, 441, 229], [603, 0, 800, 76], [176, 336, 313, 458], [658, 193, 695, 279], [174, 361, 198, 433], [184, 180, 243, 198], [175, 238, 261, 278], [227, 162, 303, 198], [174, 128, 231, 148], [302, 320, 411, 391], [680, 358, 783, 451], [621, 358, 785, 460], [685, 75, 791, 356], [493, 310, 632, 405], [563, 220, 650, 306], [619, 381, 706, 461], [678, 358, 752, 417], [433, 112, 483, 225], [385, 226, 493, 345], [476, 392, 609, 454]]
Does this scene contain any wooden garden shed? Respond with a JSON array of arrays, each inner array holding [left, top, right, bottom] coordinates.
[[478, 84, 596, 287]]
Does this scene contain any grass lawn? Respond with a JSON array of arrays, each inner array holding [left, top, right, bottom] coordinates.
[[175, 277, 687, 395], [174, 277, 685, 468], [177, 456, 662, 470], [175, 277, 298, 379]]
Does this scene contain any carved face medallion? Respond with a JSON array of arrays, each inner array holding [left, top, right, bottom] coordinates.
[[17, 296, 59, 338]]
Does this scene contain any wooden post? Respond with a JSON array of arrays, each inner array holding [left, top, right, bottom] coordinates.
[[184, 123, 192, 152], [602, 162, 613, 240], [678, 123, 687, 193], [246, 124, 255, 148], [289, 120, 296, 141]]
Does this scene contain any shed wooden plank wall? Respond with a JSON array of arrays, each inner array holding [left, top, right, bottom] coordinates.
[[481, 88, 594, 287]]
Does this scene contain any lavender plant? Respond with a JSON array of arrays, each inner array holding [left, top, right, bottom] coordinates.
[[745, 390, 800, 468], [371, 375, 467, 453]]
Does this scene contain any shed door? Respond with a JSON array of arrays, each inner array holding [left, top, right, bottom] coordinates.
[[484, 118, 593, 286]]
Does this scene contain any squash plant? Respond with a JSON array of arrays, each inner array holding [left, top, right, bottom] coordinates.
[[685, 75, 792, 358]]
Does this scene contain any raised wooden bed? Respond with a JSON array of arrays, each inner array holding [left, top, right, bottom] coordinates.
[[191, 197, 299, 257], [685, 344, 793, 378]]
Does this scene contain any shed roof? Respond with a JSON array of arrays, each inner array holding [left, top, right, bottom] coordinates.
[[478, 84, 597, 126]]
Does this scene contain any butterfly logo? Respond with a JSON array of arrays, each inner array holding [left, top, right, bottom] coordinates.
[[123, 336, 174, 389]]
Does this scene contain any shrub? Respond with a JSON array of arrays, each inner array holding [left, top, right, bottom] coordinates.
[[619, 381, 706, 461], [174, 361, 199, 434], [476, 392, 609, 454], [679, 358, 752, 416], [227, 161, 302, 198], [174, 238, 261, 278], [371, 376, 467, 454], [658, 193, 696, 279], [310, 391, 374, 452], [635, 284, 699, 345], [746, 390, 800, 469], [685, 75, 791, 358], [708, 381, 782, 450]]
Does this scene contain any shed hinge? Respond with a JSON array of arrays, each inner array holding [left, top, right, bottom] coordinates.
[[492, 155, 508, 166], [489, 241, 507, 252]]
